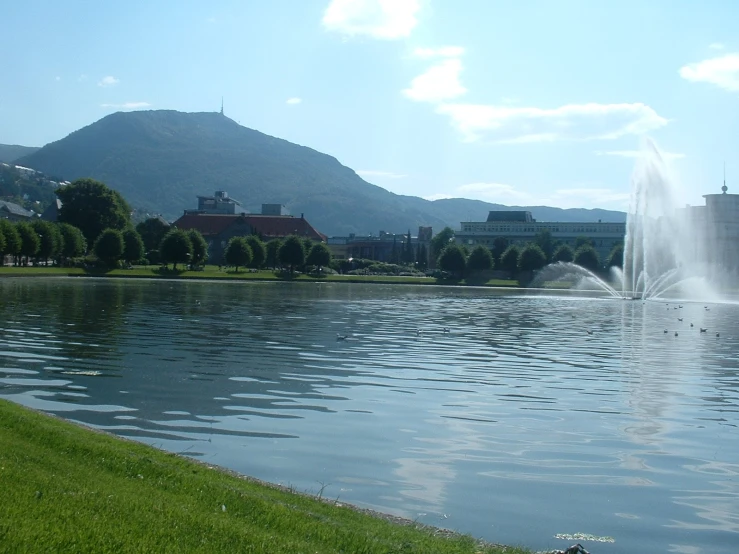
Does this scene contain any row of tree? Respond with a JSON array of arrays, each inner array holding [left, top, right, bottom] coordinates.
[[0, 218, 86, 266], [222, 235, 331, 273]]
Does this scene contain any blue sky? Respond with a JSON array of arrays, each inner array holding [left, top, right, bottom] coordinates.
[[2, 0, 739, 211]]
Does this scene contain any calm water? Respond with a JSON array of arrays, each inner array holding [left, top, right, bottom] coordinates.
[[1, 278, 738, 553]]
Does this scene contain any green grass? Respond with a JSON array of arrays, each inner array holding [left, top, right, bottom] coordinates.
[[0, 265, 522, 288], [0, 400, 527, 554]]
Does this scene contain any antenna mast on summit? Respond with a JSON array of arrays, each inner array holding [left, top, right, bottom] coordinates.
[[220, 97, 224, 116]]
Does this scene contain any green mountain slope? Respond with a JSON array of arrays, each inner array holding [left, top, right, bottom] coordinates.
[[16, 110, 625, 235], [0, 144, 40, 163]]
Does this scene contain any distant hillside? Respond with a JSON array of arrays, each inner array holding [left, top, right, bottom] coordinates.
[[17, 110, 625, 235], [0, 144, 40, 163]]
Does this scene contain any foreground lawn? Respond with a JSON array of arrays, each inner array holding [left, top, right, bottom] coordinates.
[[0, 400, 527, 553]]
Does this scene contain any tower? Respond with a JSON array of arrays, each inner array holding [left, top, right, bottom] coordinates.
[[722, 162, 728, 194], [220, 97, 224, 116]]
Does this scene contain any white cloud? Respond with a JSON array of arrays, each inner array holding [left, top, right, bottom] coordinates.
[[101, 102, 151, 109], [322, 0, 420, 39], [55, 76, 61, 82], [286, 97, 302, 105], [412, 46, 465, 59], [402, 59, 467, 103], [357, 170, 407, 179], [595, 149, 685, 161], [679, 53, 739, 92], [435, 102, 669, 143], [423, 193, 453, 201], [457, 182, 534, 203], [97, 75, 120, 87], [709, 43, 726, 50]]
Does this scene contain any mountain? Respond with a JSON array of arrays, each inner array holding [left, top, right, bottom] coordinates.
[[16, 110, 625, 235], [0, 144, 40, 163]]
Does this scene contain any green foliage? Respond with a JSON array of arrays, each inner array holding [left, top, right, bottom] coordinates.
[[279, 235, 305, 273], [56, 178, 131, 245], [122, 228, 145, 264], [0, 225, 4, 255], [245, 235, 266, 268], [533, 229, 555, 262], [58, 223, 86, 260], [491, 237, 509, 264], [517, 244, 547, 272], [31, 219, 63, 263], [136, 218, 170, 252], [306, 242, 331, 269], [467, 245, 494, 272], [437, 244, 466, 277], [430, 227, 455, 260], [160, 229, 192, 270], [187, 229, 209, 267], [575, 236, 595, 249], [499, 244, 521, 273], [15, 221, 39, 262], [265, 239, 282, 268], [607, 243, 624, 268], [0, 219, 22, 257], [225, 237, 252, 272], [416, 243, 428, 270], [0, 163, 57, 212], [574, 245, 601, 272], [552, 244, 574, 264], [93, 229, 125, 267]]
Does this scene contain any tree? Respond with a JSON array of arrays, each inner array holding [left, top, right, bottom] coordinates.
[[606, 243, 624, 268], [430, 227, 455, 262], [160, 229, 192, 270], [93, 228, 124, 267], [245, 235, 266, 268], [0, 219, 21, 263], [437, 244, 466, 277], [533, 229, 556, 262], [225, 237, 252, 272], [265, 239, 282, 268], [279, 235, 305, 273], [491, 237, 509, 265], [56, 178, 131, 245], [403, 230, 414, 265], [467, 245, 494, 272], [306, 242, 331, 270], [122, 228, 145, 265], [31, 220, 63, 264], [499, 244, 521, 273], [58, 223, 86, 263], [416, 243, 428, 271], [136, 217, 170, 253], [0, 226, 4, 258], [574, 245, 601, 272], [517, 244, 547, 272], [552, 244, 574, 264], [575, 236, 594, 250], [16, 222, 40, 265], [187, 229, 209, 267]]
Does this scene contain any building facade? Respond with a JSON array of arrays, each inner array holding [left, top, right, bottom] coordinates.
[[327, 227, 432, 265], [455, 211, 626, 262]]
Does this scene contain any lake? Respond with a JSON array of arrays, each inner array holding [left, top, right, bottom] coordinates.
[[1, 277, 738, 553]]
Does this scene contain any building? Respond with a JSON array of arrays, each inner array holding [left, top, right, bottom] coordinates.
[[173, 196, 325, 263], [455, 211, 626, 262], [0, 200, 35, 222], [189, 190, 241, 215], [327, 227, 432, 265]]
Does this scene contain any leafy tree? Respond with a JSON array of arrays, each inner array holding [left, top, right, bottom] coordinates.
[[533, 229, 556, 262], [160, 229, 192, 270], [0, 219, 22, 262], [279, 235, 305, 273], [225, 237, 252, 272], [517, 244, 547, 272], [187, 229, 209, 267], [491, 237, 509, 265], [574, 245, 601, 272], [16, 222, 40, 265], [265, 239, 282, 268], [437, 244, 466, 277], [31, 220, 63, 264], [306, 242, 331, 270], [58, 223, 86, 262], [245, 235, 266, 268], [430, 227, 455, 262], [122, 228, 145, 264], [0, 226, 4, 257], [499, 244, 521, 273], [56, 178, 131, 245], [93, 228, 124, 267], [575, 236, 594, 249], [552, 244, 574, 264], [467, 245, 494, 272], [606, 243, 624, 268], [402, 230, 414, 265], [389, 238, 400, 265], [416, 243, 428, 270], [136, 217, 170, 252]]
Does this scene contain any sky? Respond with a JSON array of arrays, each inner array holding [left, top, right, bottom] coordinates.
[[2, 0, 739, 212]]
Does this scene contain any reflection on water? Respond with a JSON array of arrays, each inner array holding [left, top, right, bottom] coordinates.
[[1, 278, 739, 553]]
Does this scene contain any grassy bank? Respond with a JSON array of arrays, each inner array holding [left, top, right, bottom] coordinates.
[[0, 265, 521, 288], [0, 400, 527, 553]]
